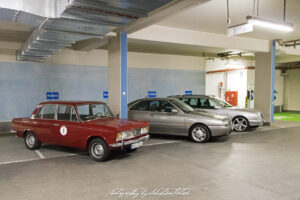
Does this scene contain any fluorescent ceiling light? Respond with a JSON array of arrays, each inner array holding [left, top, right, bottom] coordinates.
[[246, 16, 293, 32]]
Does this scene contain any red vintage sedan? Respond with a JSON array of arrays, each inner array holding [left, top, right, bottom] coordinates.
[[11, 101, 150, 161]]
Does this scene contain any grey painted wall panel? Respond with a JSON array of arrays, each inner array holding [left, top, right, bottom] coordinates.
[[0, 62, 205, 121], [128, 68, 205, 102], [0, 62, 108, 121]]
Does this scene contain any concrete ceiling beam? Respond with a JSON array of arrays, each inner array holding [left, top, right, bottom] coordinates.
[[128, 25, 271, 53]]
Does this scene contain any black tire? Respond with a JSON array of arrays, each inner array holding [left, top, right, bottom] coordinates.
[[24, 132, 41, 150], [232, 116, 249, 132], [88, 138, 111, 162], [189, 124, 211, 143]]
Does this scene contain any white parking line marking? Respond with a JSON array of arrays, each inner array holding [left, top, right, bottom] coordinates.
[[143, 141, 180, 147], [0, 153, 83, 166], [0, 141, 178, 166], [35, 150, 45, 159], [0, 158, 40, 166]]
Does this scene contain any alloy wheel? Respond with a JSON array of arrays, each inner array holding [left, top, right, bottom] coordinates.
[[233, 117, 248, 132], [191, 127, 207, 142]]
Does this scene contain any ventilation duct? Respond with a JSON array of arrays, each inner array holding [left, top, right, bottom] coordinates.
[[0, 0, 173, 62]]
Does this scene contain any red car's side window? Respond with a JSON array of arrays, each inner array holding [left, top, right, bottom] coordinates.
[[35, 104, 56, 120], [35, 106, 43, 119], [57, 105, 79, 122]]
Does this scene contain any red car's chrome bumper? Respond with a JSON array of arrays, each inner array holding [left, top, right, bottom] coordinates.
[[109, 134, 150, 148]]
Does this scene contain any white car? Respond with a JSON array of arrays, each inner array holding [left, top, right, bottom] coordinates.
[[170, 95, 264, 132]]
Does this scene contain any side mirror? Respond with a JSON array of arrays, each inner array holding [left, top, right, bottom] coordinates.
[[171, 109, 178, 113]]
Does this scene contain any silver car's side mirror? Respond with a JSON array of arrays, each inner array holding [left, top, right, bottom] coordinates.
[[171, 109, 178, 113]]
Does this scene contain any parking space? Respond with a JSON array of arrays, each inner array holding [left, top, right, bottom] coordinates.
[[0, 134, 181, 166], [1, 121, 300, 200], [1, 120, 299, 166], [1, 0, 300, 199]]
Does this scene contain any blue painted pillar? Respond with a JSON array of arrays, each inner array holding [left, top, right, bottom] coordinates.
[[270, 40, 276, 122], [120, 32, 128, 119], [108, 32, 128, 119]]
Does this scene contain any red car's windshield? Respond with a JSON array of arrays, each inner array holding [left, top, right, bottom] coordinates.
[[77, 103, 114, 121]]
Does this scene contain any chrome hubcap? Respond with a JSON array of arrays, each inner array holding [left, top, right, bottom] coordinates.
[[233, 118, 248, 131], [192, 127, 206, 142], [91, 143, 104, 158], [26, 134, 35, 147]]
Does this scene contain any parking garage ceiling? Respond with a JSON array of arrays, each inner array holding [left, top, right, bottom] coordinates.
[[159, 0, 300, 41], [0, 0, 175, 62], [1, 0, 300, 61]]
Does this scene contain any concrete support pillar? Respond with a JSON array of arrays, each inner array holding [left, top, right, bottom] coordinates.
[[254, 40, 276, 124], [108, 32, 128, 119]]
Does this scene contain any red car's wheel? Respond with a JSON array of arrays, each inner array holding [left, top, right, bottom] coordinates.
[[88, 138, 111, 162], [24, 132, 41, 150]]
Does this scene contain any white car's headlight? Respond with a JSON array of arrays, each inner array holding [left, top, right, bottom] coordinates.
[[257, 112, 264, 119]]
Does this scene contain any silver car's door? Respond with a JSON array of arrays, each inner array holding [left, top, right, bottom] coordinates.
[[148, 100, 184, 135], [128, 100, 152, 123]]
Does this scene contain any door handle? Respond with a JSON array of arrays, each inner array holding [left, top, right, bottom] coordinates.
[[53, 123, 59, 127]]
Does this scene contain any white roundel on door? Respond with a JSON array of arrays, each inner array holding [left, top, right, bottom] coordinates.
[[60, 126, 67, 136]]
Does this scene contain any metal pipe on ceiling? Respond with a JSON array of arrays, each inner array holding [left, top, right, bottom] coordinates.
[[0, 0, 174, 62]]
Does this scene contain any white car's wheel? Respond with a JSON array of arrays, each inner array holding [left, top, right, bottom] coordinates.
[[232, 117, 249, 132]]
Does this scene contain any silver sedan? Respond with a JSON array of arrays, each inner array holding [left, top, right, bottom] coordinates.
[[128, 98, 232, 143], [169, 95, 264, 132]]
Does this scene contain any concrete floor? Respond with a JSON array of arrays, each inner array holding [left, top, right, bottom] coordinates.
[[0, 121, 300, 200]]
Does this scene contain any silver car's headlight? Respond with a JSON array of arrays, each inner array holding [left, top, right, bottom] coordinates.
[[257, 112, 264, 120]]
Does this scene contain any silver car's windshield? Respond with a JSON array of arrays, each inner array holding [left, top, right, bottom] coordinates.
[[170, 99, 194, 113], [212, 97, 232, 107], [77, 103, 113, 121]]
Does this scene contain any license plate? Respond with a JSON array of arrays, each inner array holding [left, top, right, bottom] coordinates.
[[131, 141, 143, 149]]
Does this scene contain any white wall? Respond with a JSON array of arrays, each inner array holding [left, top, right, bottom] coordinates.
[[1, 48, 206, 71], [205, 58, 252, 107]]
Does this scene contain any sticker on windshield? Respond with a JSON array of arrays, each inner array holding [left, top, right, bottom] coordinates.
[[60, 126, 67, 136]]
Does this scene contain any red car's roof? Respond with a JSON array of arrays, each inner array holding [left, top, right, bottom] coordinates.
[[39, 101, 105, 106]]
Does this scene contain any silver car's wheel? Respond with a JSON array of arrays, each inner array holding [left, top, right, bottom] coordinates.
[[233, 117, 249, 132], [24, 132, 41, 150], [189, 125, 210, 143], [88, 138, 111, 162]]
